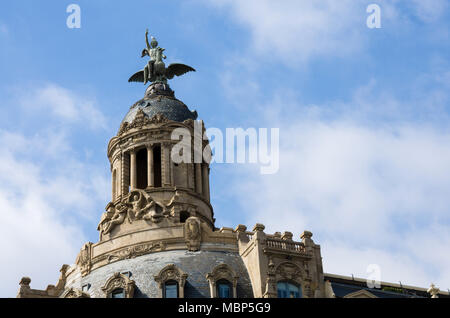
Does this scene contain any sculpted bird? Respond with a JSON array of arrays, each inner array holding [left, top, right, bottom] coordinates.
[[128, 62, 196, 84], [128, 29, 195, 85]]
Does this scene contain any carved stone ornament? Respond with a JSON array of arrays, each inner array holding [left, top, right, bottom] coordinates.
[[75, 243, 93, 277], [98, 203, 127, 236], [206, 264, 239, 298], [206, 264, 239, 289], [263, 258, 278, 298], [102, 273, 136, 298], [166, 191, 182, 208], [263, 261, 308, 298], [325, 280, 336, 298], [98, 189, 169, 238], [118, 110, 169, 136], [62, 288, 90, 298], [428, 284, 440, 298], [154, 264, 188, 298], [276, 262, 304, 282], [184, 216, 202, 252], [128, 189, 168, 223], [182, 118, 195, 129], [106, 241, 166, 263]]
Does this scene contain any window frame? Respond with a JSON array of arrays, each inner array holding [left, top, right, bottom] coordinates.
[[206, 264, 239, 298], [101, 272, 136, 298], [163, 280, 179, 298], [276, 281, 302, 298], [154, 264, 188, 298], [216, 279, 233, 298], [110, 288, 126, 298]]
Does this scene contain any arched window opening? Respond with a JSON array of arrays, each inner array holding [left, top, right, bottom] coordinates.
[[277, 281, 301, 298], [180, 211, 190, 223], [154, 264, 188, 298], [136, 148, 148, 189], [216, 279, 232, 298], [206, 264, 239, 298], [110, 288, 125, 298], [153, 145, 162, 187], [102, 272, 135, 298], [164, 280, 179, 298]]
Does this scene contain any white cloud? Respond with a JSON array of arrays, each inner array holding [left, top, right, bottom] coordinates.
[[0, 84, 109, 297], [208, 0, 449, 65], [221, 70, 450, 290], [19, 84, 107, 130], [231, 116, 450, 289], [209, 0, 365, 63], [207, 0, 450, 289], [408, 0, 449, 23]]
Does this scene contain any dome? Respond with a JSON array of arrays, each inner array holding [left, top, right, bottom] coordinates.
[[64, 250, 254, 298], [122, 83, 198, 125]]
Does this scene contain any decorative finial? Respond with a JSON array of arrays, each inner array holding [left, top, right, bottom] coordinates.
[[128, 29, 196, 86], [427, 283, 440, 298]]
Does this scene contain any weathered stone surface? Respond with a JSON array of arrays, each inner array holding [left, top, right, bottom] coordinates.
[[65, 250, 253, 298], [122, 95, 197, 125]]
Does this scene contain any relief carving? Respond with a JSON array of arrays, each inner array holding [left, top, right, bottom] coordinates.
[[75, 243, 92, 277], [276, 262, 303, 281], [154, 264, 188, 298], [107, 241, 166, 263], [118, 110, 169, 136], [63, 288, 90, 298], [129, 190, 167, 223], [98, 190, 169, 239], [185, 217, 202, 252], [206, 264, 239, 298], [102, 272, 136, 298], [98, 202, 128, 237]]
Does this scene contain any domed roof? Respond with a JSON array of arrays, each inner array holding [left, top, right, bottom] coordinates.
[[64, 250, 254, 298], [122, 83, 198, 125]]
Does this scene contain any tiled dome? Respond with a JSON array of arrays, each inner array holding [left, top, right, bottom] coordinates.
[[122, 83, 198, 124]]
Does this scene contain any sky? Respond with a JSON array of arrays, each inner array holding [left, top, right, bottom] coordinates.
[[0, 0, 449, 297]]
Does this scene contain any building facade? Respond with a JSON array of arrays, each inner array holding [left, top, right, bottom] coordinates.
[[16, 36, 449, 299]]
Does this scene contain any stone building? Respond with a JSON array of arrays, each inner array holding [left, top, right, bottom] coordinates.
[[16, 37, 449, 299]]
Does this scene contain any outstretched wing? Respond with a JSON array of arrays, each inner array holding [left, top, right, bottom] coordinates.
[[128, 70, 145, 83], [166, 63, 196, 80]]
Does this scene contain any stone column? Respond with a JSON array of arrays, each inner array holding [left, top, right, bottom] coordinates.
[[202, 164, 210, 201], [195, 163, 203, 195], [232, 281, 238, 299], [209, 280, 216, 298], [162, 143, 171, 186], [111, 169, 117, 201], [147, 146, 154, 187], [121, 151, 130, 197], [130, 150, 137, 190]]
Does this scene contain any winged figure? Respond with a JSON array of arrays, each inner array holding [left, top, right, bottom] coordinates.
[[128, 29, 195, 85]]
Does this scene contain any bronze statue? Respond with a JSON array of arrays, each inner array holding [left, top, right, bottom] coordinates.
[[129, 29, 196, 85]]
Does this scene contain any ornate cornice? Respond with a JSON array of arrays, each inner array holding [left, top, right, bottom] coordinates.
[[105, 241, 166, 264], [118, 111, 169, 136]]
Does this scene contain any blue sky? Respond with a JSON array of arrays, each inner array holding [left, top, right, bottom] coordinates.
[[0, 0, 449, 297]]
